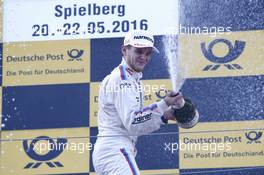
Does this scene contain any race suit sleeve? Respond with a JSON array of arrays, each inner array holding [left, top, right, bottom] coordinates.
[[114, 80, 169, 136]]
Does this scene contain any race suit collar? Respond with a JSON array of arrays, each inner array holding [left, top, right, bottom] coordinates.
[[121, 58, 143, 81]]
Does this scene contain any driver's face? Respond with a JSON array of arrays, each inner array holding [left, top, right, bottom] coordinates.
[[122, 46, 153, 72]]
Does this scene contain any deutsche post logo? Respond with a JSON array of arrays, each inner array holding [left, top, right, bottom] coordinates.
[[23, 136, 67, 169], [155, 89, 167, 99], [201, 39, 246, 71], [67, 49, 84, 61], [245, 131, 262, 144]]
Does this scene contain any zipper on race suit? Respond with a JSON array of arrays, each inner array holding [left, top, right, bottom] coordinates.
[[138, 81, 143, 109]]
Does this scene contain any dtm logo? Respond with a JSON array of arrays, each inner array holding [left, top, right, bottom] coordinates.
[[201, 39, 246, 71], [245, 131, 262, 144], [23, 136, 67, 169], [67, 49, 84, 61]]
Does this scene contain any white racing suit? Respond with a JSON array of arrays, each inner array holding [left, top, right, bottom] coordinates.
[[92, 59, 169, 175]]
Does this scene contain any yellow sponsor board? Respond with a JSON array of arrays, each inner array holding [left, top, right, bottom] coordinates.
[[179, 30, 264, 78], [0, 128, 90, 175], [3, 39, 90, 86], [179, 120, 264, 169], [90, 82, 100, 127], [90, 79, 173, 127], [89, 169, 179, 175], [0, 1, 2, 42], [142, 79, 172, 106], [142, 79, 178, 124]]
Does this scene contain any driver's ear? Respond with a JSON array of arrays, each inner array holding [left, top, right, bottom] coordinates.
[[121, 46, 127, 56]]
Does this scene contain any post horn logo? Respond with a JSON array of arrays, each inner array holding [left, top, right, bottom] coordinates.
[[67, 49, 84, 61], [201, 39, 246, 71], [245, 131, 262, 144], [155, 89, 167, 99], [23, 136, 67, 169]]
